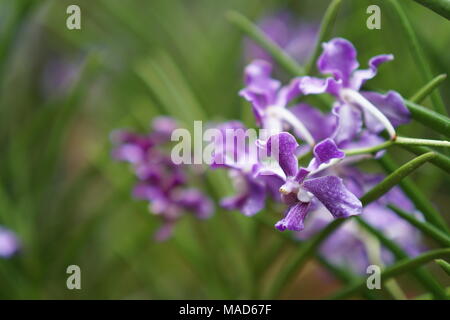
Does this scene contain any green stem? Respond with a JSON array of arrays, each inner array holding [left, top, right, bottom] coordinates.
[[226, 11, 304, 76], [400, 145, 450, 173], [387, 0, 447, 115], [410, 74, 447, 104], [329, 248, 450, 300], [305, 0, 342, 74], [413, 0, 450, 20], [344, 136, 450, 157], [378, 155, 449, 232], [405, 100, 450, 138], [389, 205, 450, 247], [361, 152, 436, 206]]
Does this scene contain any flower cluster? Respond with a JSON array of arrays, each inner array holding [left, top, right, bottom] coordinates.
[[210, 36, 425, 270], [111, 117, 213, 241]]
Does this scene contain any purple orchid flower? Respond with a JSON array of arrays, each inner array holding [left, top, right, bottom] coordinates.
[[112, 116, 213, 241], [0, 226, 20, 258], [298, 38, 411, 143], [239, 60, 315, 145], [257, 132, 362, 231], [244, 12, 318, 65]]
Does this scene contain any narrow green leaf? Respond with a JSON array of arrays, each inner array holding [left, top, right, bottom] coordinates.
[[378, 155, 449, 232], [389, 205, 450, 247], [356, 218, 447, 299], [406, 101, 450, 138], [330, 248, 450, 299], [435, 259, 450, 276], [361, 152, 436, 206], [410, 74, 447, 104], [413, 0, 450, 20], [400, 145, 450, 173], [226, 11, 304, 76], [387, 0, 447, 114], [305, 0, 342, 74]]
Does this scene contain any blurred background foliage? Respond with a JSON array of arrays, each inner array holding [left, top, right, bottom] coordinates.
[[0, 0, 448, 299]]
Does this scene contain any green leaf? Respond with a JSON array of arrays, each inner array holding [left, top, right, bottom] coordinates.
[[387, 0, 447, 115], [400, 145, 450, 173], [406, 101, 450, 138], [435, 259, 450, 276], [265, 218, 345, 298], [389, 205, 450, 247], [413, 0, 450, 20], [378, 155, 449, 232], [361, 152, 436, 206], [330, 248, 450, 299], [226, 10, 304, 76], [305, 0, 342, 74], [410, 74, 447, 104]]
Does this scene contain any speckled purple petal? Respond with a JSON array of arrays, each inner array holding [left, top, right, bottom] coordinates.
[[350, 54, 394, 90], [313, 138, 345, 166], [290, 103, 337, 141], [266, 132, 299, 177], [303, 176, 362, 218], [0, 227, 20, 258], [275, 202, 311, 231], [361, 91, 411, 133], [298, 76, 341, 97], [317, 38, 359, 86]]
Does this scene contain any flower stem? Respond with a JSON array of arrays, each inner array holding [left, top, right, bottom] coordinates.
[[305, 0, 342, 74], [226, 11, 305, 76], [344, 136, 450, 157], [329, 248, 450, 300]]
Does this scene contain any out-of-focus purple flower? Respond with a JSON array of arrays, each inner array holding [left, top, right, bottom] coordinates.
[[240, 60, 315, 145], [257, 133, 362, 231], [297, 170, 424, 274], [298, 38, 410, 142], [211, 121, 275, 216], [41, 56, 80, 98], [244, 12, 318, 65], [111, 117, 214, 241], [0, 227, 20, 258]]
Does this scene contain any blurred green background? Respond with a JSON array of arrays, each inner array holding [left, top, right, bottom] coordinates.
[[0, 0, 448, 299]]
